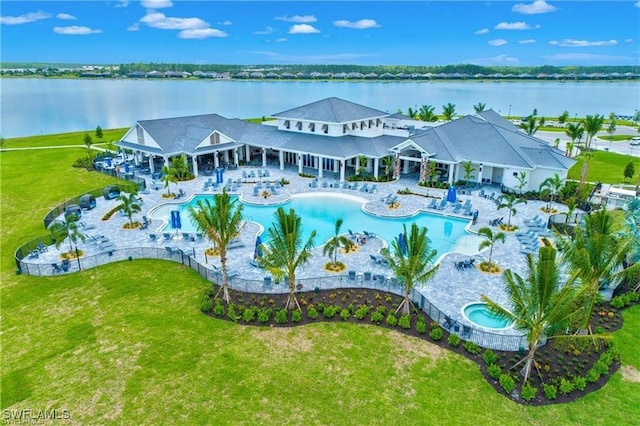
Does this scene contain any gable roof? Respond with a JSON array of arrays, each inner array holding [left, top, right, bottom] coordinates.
[[475, 109, 521, 132], [272, 97, 389, 124]]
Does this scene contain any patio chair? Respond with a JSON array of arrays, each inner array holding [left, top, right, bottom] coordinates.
[[370, 254, 381, 264], [348, 270, 356, 281], [350, 182, 359, 190], [242, 170, 247, 179], [427, 199, 437, 209], [443, 316, 455, 331], [359, 183, 369, 192], [363, 271, 372, 282], [60, 260, 71, 272], [452, 203, 462, 214], [462, 325, 472, 339], [368, 184, 377, 193], [264, 169, 270, 177], [182, 232, 193, 241], [149, 233, 158, 242], [363, 230, 377, 238], [163, 233, 172, 241], [454, 261, 465, 271], [51, 263, 61, 274], [263, 276, 272, 286], [322, 180, 328, 188], [342, 181, 350, 189], [375, 274, 386, 283]]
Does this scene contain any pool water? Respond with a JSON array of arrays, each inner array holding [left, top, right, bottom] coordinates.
[[463, 303, 513, 330], [150, 194, 469, 255]]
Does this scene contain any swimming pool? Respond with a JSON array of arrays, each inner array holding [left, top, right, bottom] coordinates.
[[463, 303, 514, 330], [150, 193, 470, 255]]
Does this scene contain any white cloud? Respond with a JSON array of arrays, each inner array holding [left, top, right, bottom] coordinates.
[[512, 0, 556, 15], [56, 13, 76, 20], [519, 39, 536, 44], [333, 19, 380, 30], [0, 10, 51, 25], [276, 38, 287, 43], [253, 26, 276, 35], [141, 0, 173, 9], [53, 26, 102, 35], [127, 23, 140, 31], [551, 39, 618, 47], [475, 28, 489, 35], [248, 50, 377, 63], [288, 24, 320, 34], [495, 21, 534, 30], [624, 38, 633, 43], [635, 1, 640, 7], [488, 39, 508, 46], [115, 0, 129, 8], [140, 12, 208, 30], [542, 53, 634, 63], [218, 20, 233, 26], [178, 28, 227, 39], [275, 15, 316, 23]]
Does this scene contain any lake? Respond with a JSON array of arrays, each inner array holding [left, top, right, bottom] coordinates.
[[1, 78, 638, 138]]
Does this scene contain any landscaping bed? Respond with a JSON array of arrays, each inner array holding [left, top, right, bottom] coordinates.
[[201, 285, 636, 406]]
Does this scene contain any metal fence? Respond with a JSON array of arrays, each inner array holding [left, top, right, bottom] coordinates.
[[17, 245, 527, 351]]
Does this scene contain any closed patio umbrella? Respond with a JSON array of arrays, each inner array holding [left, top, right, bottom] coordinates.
[[398, 232, 407, 256]]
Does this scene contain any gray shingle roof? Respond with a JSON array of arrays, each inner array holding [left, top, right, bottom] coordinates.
[[272, 97, 389, 124]]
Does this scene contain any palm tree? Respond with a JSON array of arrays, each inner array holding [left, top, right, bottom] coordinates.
[[442, 103, 456, 121], [520, 114, 545, 136], [49, 214, 86, 255], [116, 191, 142, 227], [161, 164, 177, 197], [381, 223, 439, 316], [477, 226, 506, 269], [357, 155, 368, 175], [418, 104, 437, 122], [482, 247, 585, 382], [539, 173, 564, 211], [382, 156, 394, 178], [462, 160, 476, 183], [497, 193, 527, 228], [473, 102, 486, 112], [515, 171, 528, 194], [557, 208, 640, 332], [580, 114, 605, 186], [322, 218, 353, 269], [259, 208, 316, 311], [565, 122, 584, 149], [407, 107, 418, 119], [565, 141, 574, 158], [188, 188, 244, 304]]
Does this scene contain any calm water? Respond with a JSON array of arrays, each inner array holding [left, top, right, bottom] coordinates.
[[1, 78, 638, 138], [463, 303, 512, 330], [149, 194, 469, 255]]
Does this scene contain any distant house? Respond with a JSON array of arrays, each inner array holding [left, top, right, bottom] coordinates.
[[117, 97, 575, 190]]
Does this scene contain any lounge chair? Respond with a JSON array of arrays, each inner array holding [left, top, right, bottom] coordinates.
[[60, 260, 71, 272], [368, 184, 377, 193], [342, 181, 350, 189], [163, 233, 172, 241], [427, 199, 437, 209], [443, 316, 455, 331], [228, 239, 245, 250], [51, 263, 61, 274], [436, 199, 447, 210], [322, 180, 328, 188], [363, 230, 377, 238], [263, 276, 272, 286], [462, 325, 472, 339], [350, 182, 359, 190], [348, 270, 356, 280], [149, 233, 158, 242], [363, 271, 372, 281], [452, 203, 462, 214], [28, 250, 39, 259], [360, 183, 369, 192], [195, 233, 204, 241], [182, 232, 193, 241]]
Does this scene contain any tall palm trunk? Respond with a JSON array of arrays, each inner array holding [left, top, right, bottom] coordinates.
[[216, 247, 231, 303], [285, 273, 300, 311]]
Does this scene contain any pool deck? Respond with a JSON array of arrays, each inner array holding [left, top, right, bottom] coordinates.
[[25, 165, 575, 344]]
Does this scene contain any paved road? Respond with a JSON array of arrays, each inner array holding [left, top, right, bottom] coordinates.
[[536, 125, 640, 157]]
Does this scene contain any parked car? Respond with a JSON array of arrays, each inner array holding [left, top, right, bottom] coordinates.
[[630, 137, 640, 146]]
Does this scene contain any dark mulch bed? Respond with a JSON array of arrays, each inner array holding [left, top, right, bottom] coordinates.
[[201, 285, 637, 406]]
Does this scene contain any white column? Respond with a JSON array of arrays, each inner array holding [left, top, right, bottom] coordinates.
[[134, 151, 140, 166], [298, 154, 303, 174], [279, 150, 284, 170], [318, 156, 323, 179], [214, 153, 220, 168], [149, 157, 155, 173], [223, 150, 229, 163], [163, 156, 169, 168], [192, 156, 199, 177], [448, 164, 454, 184], [373, 157, 379, 179], [262, 148, 267, 167], [477, 163, 483, 183], [233, 148, 239, 166], [402, 159, 409, 174], [340, 160, 345, 182], [245, 145, 251, 162]]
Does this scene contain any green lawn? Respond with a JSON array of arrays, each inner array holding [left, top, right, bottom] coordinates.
[[568, 151, 640, 184], [2, 128, 128, 149], [1, 132, 640, 424]]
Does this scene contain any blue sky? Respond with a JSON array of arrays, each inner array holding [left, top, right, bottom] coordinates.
[[1, 1, 639, 66]]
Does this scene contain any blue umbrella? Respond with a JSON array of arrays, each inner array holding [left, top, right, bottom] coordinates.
[[398, 232, 407, 255], [106, 157, 112, 168], [171, 210, 182, 230], [254, 235, 263, 259], [446, 186, 457, 203], [124, 163, 130, 173]]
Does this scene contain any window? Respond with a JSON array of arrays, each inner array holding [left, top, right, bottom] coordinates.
[[321, 124, 328, 134], [284, 120, 290, 129], [308, 123, 315, 132], [296, 121, 302, 130], [513, 172, 518, 177], [343, 125, 348, 134], [136, 125, 145, 145], [209, 132, 220, 145]]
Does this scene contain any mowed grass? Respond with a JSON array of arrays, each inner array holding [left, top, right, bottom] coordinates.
[[568, 151, 640, 184], [2, 128, 128, 149], [1, 132, 640, 424]]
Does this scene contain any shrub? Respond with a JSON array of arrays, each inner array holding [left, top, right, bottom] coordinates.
[[386, 313, 398, 327], [520, 383, 537, 401], [499, 374, 515, 393], [200, 295, 212, 313], [335, 308, 348, 321], [416, 319, 427, 334], [573, 376, 587, 391], [429, 326, 443, 341], [463, 341, 481, 355], [558, 377, 575, 394], [594, 353, 612, 375], [447, 334, 460, 347], [610, 295, 626, 309], [585, 368, 601, 383], [242, 307, 256, 323], [323, 305, 337, 319], [291, 309, 302, 323], [370, 311, 384, 324], [307, 306, 318, 320], [213, 300, 225, 317], [257, 308, 272, 324], [354, 305, 370, 320], [398, 315, 411, 330], [487, 364, 501, 379], [542, 384, 557, 400], [275, 309, 288, 324], [482, 349, 498, 366], [227, 303, 239, 322]]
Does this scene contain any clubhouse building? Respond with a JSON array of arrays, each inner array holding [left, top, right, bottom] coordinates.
[[116, 97, 575, 192]]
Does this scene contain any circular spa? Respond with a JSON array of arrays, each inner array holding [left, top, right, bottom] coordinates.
[[462, 303, 514, 330]]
